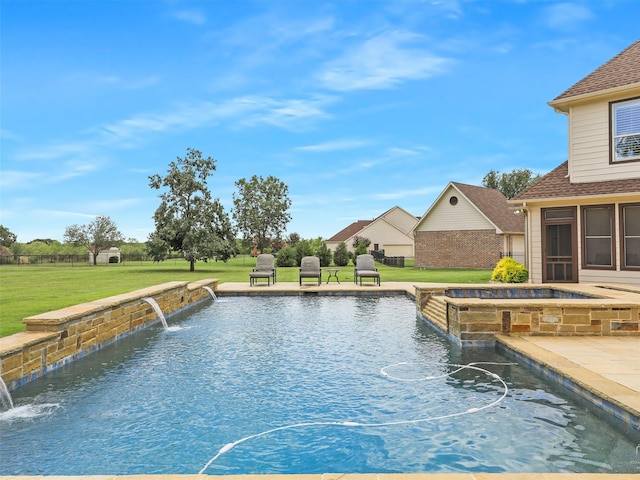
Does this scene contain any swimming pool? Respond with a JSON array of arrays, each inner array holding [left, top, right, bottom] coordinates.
[[1, 296, 638, 475]]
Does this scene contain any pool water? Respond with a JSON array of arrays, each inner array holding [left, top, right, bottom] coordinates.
[[1, 296, 638, 475]]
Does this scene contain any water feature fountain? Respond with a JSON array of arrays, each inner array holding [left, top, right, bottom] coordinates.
[[202, 285, 218, 301], [0, 376, 14, 411], [141, 297, 168, 330]]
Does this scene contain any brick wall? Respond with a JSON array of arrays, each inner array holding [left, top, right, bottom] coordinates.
[[414, 229, 501, 269]]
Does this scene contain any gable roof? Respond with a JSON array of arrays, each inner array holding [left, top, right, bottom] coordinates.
[[326, 220, 372, 242], [326, 206, 418, 242], [551, 39, 640, 106], [452, 182, 524, 233], [512, 161, 640, 202], [413, 182, 524, 234]]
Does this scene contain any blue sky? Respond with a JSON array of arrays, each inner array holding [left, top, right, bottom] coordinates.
[[1, 0, 639, 243]]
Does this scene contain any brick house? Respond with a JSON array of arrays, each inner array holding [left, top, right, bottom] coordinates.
[[326, 206, 417, 257], [510, 40, 640, 285], [412, 182, 524, 269]]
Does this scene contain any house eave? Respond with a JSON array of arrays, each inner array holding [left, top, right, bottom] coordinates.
[[548, 82, 640, 113], [508, 191, 640, 206]]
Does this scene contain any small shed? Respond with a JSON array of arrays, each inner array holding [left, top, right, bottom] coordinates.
[[90, 247, 121, 264]]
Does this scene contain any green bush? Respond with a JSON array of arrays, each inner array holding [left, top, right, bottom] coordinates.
[[315, 242, 332, 267], [276, 245, 297, 267], [108, 256, 119, 264], [491, 257, 528, 283], [333, 242, 349, 266]]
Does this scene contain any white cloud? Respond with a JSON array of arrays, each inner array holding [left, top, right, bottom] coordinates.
[[296, 139, 375, 152], [543, 3, 593, 30], [0, 170, 44, 189], [373, 185, 442, 200], [171, 9, 206, 26], [34, 209, 98, 219], [317, 30, 452, 91]]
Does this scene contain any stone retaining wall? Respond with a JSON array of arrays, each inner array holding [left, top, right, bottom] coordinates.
[[0, 279, 218, 391]]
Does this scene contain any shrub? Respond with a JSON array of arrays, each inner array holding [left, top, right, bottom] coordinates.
[[276, 245, 297, 267], [333, 242, 349, 266], [108, 256, 119, 263], [294, 240, 314, 266], [491, 257, 528, 283], [315, 242, 332, 267]]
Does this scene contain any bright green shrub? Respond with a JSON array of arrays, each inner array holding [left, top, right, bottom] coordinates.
[[491, 257, 528, 283]]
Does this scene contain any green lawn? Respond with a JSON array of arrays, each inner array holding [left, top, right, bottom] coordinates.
[[0, 257, 491, 337]]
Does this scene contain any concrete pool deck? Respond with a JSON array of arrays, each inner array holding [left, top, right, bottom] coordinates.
[[3, 281, 639, 479]]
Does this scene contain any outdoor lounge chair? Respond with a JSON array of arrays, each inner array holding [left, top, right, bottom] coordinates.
[[354, 254, 380, 286], [249, 253, 276, 286], [299, 256, 321, 285]]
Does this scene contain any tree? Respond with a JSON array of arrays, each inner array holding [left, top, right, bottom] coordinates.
[[0, 225, 17, 247], [352, 235, 371, 257], [316, 241, 332, 267], [333, 242, 349, 266], [148, 148, 236, 271], [482, 168, 541, 199], [64, 216, 124, 265], [232, 175, 292, 254]]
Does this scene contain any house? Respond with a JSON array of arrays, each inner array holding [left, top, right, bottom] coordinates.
[[326, 206, 417, 257], [412, 182, 525, 269], [510, 40, 640, 285]]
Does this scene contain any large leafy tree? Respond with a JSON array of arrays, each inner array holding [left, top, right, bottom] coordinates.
[[232, 175, 292, 253], [148, 148, 236, 271], [64, 216, 123, 265], [0, 225, 17, 247], [482, 168, 541, 199]]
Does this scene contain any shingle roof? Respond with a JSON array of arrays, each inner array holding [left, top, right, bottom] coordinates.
[[326, 220, 372, 242], [553, 39, 640, 102], [452, 182, 524, 233], [513, 161, 640, 201]]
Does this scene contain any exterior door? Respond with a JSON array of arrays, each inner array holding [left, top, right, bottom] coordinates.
[[542, 207, 578, 282]]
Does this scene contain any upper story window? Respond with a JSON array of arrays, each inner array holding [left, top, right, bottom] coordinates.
[[611, 97, 640, 163]]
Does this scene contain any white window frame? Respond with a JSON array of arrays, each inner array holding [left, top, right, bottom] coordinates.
[[611, 97, 640, 163]]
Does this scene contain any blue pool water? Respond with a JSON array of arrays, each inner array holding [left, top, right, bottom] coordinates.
[[1, 296, 638, 475]]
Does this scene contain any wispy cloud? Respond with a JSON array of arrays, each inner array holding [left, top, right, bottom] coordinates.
[[0, 170, 45, 189], [47, 160, 102, 183], [12, 95, 336, 175], [34, 209, 98, 219], [171, 9, 206, 26], [66, 72, 160, 91], [373, 185, 442, 201], [317, 30, 452, 91], [543, 3, 593, 30], [296, 139, 375, 152], [87, 198, 142, 210]]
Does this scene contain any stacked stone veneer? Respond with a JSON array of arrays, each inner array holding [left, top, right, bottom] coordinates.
[[416, 285, 640, 346], [0, 279, 218, 391], [414, 230, 501, 269]]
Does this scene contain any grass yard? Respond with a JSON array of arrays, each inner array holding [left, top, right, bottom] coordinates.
[[0, 256, 491, 337]]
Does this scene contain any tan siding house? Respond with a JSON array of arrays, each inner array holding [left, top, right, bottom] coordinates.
[[326, 206, 417, 257], [412, 182, 525, 269], [511, 40, 640, 285]]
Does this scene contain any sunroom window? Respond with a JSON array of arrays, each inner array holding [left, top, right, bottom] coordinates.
[[583, 205, 613, 268], [612, 98, 640, 162], [621, 204, 640, 269]]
